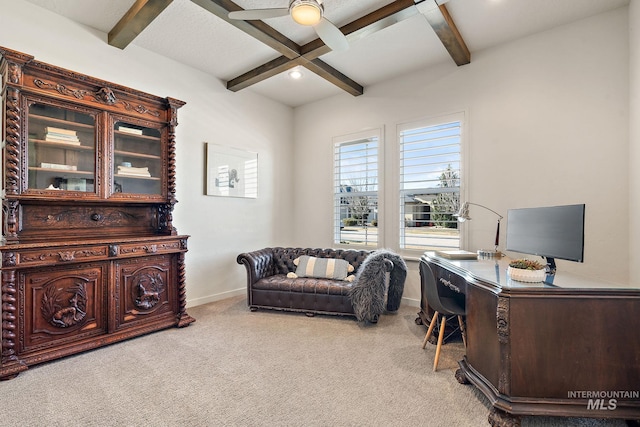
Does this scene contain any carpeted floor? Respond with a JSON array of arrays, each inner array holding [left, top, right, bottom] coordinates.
[[0, 296, 627, 426]]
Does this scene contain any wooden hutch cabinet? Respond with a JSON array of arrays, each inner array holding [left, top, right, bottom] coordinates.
[[0, 46, 194, 380]]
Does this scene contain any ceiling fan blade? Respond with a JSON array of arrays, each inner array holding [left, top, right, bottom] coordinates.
[[228, 8, 289, 20], [314, 18, 349, 52]]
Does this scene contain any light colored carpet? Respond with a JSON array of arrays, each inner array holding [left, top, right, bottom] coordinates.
[[0, 296, 626, 426]]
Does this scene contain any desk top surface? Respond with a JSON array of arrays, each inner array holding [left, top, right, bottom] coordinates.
[[423, 252, 638, 293]]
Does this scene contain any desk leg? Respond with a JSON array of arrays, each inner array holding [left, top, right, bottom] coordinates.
[[454, 368, 468, 384], [488, 408, 521, 427]]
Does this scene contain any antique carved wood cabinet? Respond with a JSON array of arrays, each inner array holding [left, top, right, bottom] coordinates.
[[0, 47, 194, 380]]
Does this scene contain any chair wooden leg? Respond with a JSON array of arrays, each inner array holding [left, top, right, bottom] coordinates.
[[422, 311, 439, 349], [433, 315, 447, 371], [458, 315, 467, 348]]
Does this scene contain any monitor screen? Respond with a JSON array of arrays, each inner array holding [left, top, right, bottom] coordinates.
[[506, 204, 585, 263]]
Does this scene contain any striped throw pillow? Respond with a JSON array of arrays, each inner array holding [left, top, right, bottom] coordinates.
[[294, 256, 350, 280]]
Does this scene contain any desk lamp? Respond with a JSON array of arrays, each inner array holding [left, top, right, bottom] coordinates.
[[454, 202, 503, 258]]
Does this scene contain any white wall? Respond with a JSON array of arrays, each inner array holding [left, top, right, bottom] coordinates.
[[293, 7, 631, 304], [630, 0, 640, 283], [1, 0, 295, 307]]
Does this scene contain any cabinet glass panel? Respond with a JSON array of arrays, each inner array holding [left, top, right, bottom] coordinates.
[[113, 122, 162, 195], [27, 103, 96, 192]]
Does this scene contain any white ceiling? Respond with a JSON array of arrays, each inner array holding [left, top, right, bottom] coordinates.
[[22, 0, 630, 107]]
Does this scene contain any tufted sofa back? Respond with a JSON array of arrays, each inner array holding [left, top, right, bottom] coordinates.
[[270, 247, 371, 275]]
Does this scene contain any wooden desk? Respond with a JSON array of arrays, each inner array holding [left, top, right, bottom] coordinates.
[[421, 253, 640, 426]]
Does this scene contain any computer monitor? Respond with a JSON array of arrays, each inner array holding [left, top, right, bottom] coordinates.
[[505, 204, 585, 273]]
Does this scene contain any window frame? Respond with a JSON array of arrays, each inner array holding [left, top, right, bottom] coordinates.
[[395, 112, 467, 257]]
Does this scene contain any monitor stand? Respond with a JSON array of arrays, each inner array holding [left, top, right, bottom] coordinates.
[[545, 257, 557, 275]]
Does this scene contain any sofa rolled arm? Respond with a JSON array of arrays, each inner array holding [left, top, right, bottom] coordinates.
[[237, 248, 276, 286]]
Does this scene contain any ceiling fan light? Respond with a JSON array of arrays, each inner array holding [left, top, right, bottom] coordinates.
[[290, 0, 323, 26]]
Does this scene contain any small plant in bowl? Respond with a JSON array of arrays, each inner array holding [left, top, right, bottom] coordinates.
[[507, 259, 546, 282]]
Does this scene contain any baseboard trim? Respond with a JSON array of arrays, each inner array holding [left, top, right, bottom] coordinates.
[[401, 296, 420, 308], [188, 290, 419, 309], [187, 288, 245, 308]]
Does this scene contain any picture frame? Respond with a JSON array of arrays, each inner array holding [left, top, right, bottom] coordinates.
[[205, 143, 258, 198]]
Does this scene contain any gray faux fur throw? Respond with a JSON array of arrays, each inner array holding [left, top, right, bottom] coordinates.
[[348, 249, 407, 323]]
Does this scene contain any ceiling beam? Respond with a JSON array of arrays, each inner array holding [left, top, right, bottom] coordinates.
[[190, 0, 301, 58], [303, 59, 364, 96], [227, 56, 307, 92], [194, 0, 470, 96], [191, 0, 363, 95], [226, 0, 419, 94], [108, 0, 174, 49], [300, 0, 418, 59], [421, 2, 470, 66]]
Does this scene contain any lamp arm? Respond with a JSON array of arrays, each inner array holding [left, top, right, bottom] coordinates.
[[466, 202, 504, 220]]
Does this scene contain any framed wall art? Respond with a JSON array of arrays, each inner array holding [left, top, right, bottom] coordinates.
[[205, 143, 258, 198]]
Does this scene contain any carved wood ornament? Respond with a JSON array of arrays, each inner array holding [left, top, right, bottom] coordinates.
[[41, 282, 88, 328], [132, 270, 165, 310], [33, 78, 161, 117]]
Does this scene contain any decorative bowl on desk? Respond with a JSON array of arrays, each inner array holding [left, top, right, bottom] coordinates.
[[507, 259, 546, 282]]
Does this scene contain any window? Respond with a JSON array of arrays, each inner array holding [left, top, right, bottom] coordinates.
[[398, 115, 463, 251], [333, 131, 380, 247]]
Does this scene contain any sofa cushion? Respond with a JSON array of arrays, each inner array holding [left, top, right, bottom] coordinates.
[[253, 275, 352, 296], [294, 255, 351, 280]]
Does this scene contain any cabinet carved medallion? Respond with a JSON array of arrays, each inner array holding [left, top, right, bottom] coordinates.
[[41, 281, 88, 328]]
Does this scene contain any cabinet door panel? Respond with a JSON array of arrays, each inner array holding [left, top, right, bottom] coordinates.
[[110, 116, 166, 199], [115, 255, 177, 329], [26, 100, 99, 196], [19, 263, 107, 353]]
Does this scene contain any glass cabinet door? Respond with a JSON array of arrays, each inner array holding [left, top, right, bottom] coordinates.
[[112, 121, 163, 196], [27, 102, 96, 192]]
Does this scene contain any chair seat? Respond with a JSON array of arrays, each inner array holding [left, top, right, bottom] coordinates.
[[438, 296, 465, 316]]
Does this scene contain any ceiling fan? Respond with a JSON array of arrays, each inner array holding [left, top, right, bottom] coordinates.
[[228, 0, 349, 52]]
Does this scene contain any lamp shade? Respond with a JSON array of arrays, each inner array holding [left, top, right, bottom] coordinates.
[[454, 202, 471, 222]]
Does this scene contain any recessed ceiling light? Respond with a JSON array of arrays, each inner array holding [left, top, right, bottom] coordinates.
[[288, 69, 303, 79]]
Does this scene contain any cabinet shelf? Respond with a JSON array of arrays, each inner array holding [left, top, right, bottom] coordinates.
[[29, 114, 94, 130], [29, 139, 94, 151], [115, 130, 161, 141], [29, 167, 93, 176], [113, 149, 161, 160], [115, 174, 161, 181]]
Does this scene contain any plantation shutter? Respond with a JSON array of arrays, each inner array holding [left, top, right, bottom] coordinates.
[[399, 119, 462, 251], [333, 137, 379, 247]]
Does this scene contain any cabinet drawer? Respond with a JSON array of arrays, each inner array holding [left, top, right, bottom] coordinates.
[[19, 204, 157, 239], [117, 240, 183, 257], [17, 245, 109, 267]]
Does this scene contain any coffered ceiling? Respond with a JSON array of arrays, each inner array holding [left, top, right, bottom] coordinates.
[[22, 0, 630, 107]]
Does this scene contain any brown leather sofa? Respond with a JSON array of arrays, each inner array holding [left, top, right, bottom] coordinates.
[[237, 247, 371, 317]]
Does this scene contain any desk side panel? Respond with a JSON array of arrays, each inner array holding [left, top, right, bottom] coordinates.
[[509, 295, 640, 399]]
